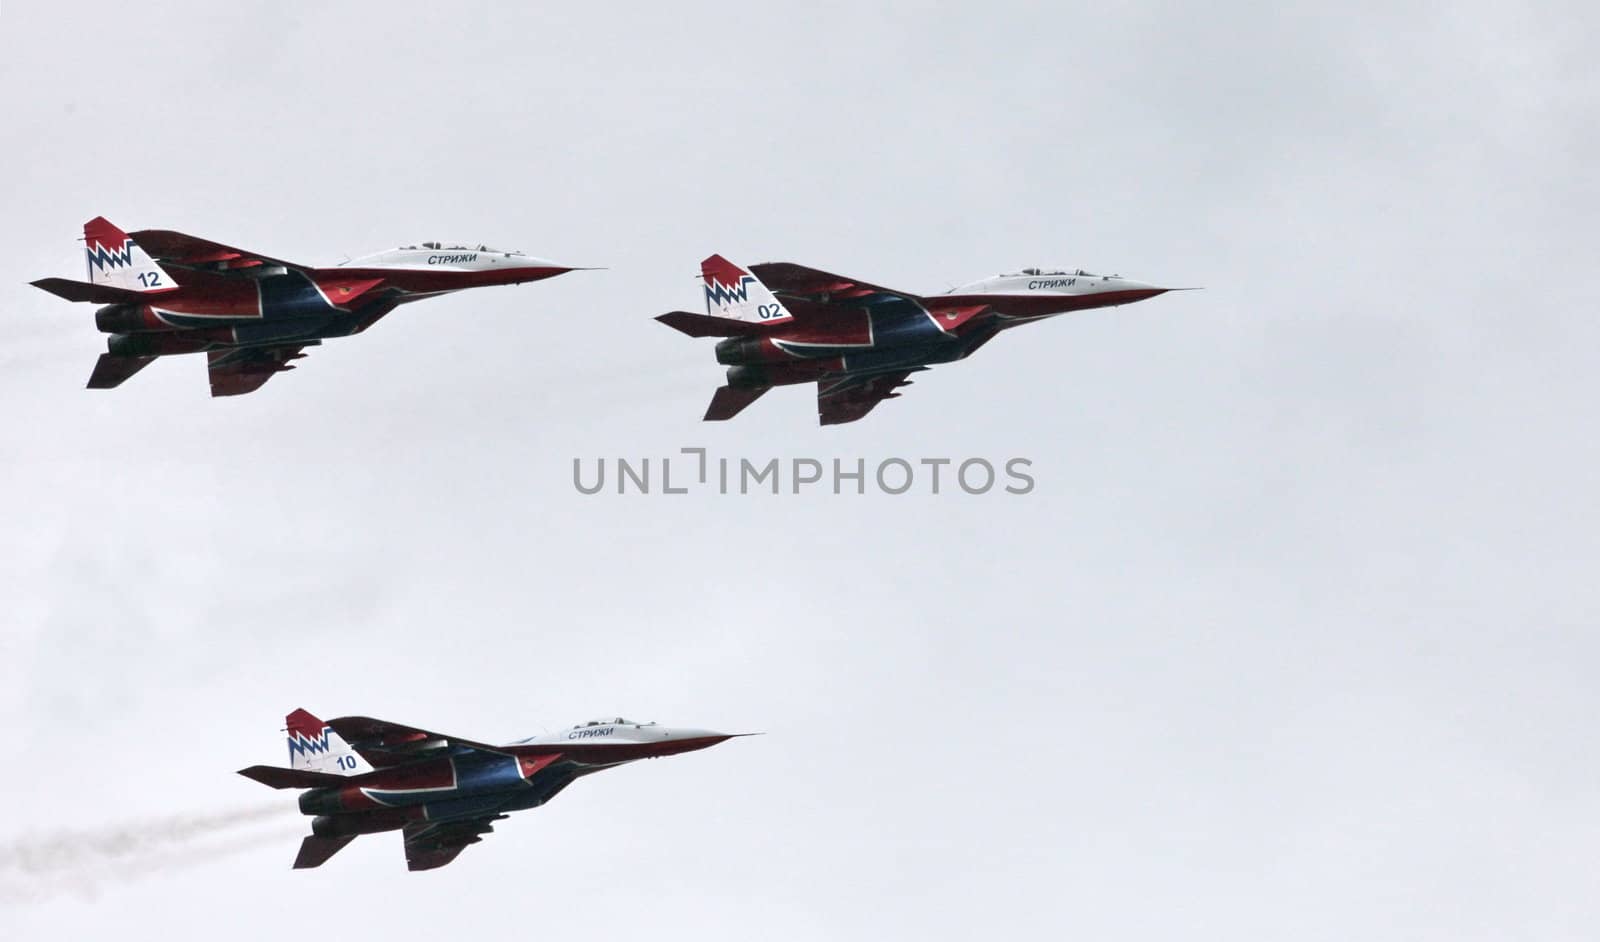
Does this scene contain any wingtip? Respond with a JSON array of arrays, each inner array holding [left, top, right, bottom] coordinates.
[[236, 764, 286, 787], [30, 277, 89, 301]]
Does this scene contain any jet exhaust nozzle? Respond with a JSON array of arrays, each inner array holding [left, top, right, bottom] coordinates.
[[298, 787, 343, 816], [106, 332, 160, 357], [725, 364, 770, 388], [95, 304, 165, 334], [310, 809, 414, 838], [714, 336, 767, 366]]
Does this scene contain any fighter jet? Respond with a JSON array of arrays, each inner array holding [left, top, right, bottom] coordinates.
[[31, 217, 581, 395], [239, 708, 747, 871], [658, 255, 1184, 424]]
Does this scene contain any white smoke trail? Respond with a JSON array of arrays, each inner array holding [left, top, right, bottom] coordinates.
[[0, 803, 301, 903]]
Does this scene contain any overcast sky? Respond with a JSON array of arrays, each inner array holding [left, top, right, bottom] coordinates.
[[1, 1, 1596, 938]]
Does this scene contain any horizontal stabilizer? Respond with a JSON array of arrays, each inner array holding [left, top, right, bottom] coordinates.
[[705, 384, 769, 421], [87, 354, 156, 389], [237, 764, 351, 790], [31, 277, 167, 304], [294, 834, 356, 869], [656, 311, 766, 338]]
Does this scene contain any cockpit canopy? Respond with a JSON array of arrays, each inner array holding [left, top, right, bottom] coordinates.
[[571, 716, 649, 729], [1012, 267, 1100, 277], [399, 241, 519, 254]]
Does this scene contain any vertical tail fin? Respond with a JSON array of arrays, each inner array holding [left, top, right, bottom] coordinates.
[[83, 216, 176, 292], [286, 708, 372, 776], [700, 254, 793, 325]]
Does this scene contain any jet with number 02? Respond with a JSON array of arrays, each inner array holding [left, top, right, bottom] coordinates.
[[238, 708, 750, 871], [657, 254, 1185, 425], [31, 217, 583, 396]]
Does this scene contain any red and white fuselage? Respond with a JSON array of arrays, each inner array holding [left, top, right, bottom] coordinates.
[[239, 710, 748, 871], [32, 219, 582, 395]]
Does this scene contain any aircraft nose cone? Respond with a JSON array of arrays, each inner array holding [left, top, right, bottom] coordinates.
[[663, 728, 757, 751], [1107, 279, 1173, 303], [673, 728, 731, 743]]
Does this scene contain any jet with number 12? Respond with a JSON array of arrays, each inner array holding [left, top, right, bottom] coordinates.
[[32, 217, 582, 396]]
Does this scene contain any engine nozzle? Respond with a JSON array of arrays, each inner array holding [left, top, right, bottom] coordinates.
[[310, 808, 415, 838], [714, 336, 768, 366], [725, 364, 771, 388], [106, 332, 160, 357], [298, 787, 343, 816], [95, 304, 163, 334]]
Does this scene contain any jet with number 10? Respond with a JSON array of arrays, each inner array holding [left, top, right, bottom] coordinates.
[[31, 217, 581, 396], [239, 709, 748, 871], [658, 254, 1185, 425]]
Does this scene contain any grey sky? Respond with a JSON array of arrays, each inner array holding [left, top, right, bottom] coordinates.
[[1, 1, 1596, 938]]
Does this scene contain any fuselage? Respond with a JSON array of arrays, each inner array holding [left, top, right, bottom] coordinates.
[[943, 268, 1169, 319], [300, 719, 734, 839], [338, 243, 572, 299], [718, 267, 1169, 389], [93, 242, 570, 357]]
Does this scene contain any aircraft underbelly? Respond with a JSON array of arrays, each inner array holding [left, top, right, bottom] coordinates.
[[229, 316, 341, 345], [840, 340, 963, 375], [419, 793, 515, 822]]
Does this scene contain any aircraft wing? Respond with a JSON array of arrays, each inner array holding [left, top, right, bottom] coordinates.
[[206, 345, 311, 397], [129, 228, 310, 275], [402, 815, 507, 871], [326, 715, 514, 768], [749, 262, 921, 305], [816, 369, 924, 426]]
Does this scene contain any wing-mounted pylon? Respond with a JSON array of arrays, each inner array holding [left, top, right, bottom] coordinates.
[[817, 368, 926, 426], [207, 345, 313, 398], [402, 815, 508, 871]]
